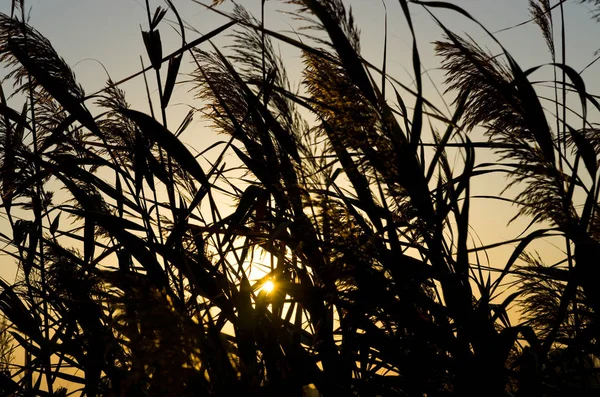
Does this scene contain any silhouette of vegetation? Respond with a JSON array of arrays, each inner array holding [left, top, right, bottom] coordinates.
[[0, 316, 14, 370], [0, 0, 599, 395]]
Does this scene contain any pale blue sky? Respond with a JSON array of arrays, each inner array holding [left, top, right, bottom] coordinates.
[[3, 1, 599, 95], [1, 0, 600, 282], [2, 0, 599, 114]]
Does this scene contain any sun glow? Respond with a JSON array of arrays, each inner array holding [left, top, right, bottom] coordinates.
[[262, 280, 275, 294]]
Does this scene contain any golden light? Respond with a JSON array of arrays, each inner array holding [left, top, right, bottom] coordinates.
[[262, 280, 275, 294]]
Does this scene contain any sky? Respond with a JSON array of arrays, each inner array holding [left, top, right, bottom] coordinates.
[[1, 0, 600, 284], [5, 1, 599, 81], [3, 0, 599, 125], [4, 0, 600, 99]]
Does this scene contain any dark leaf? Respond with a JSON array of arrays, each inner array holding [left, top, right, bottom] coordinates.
[[0, 102, 31, 132], [151, 6, 168, 30], [161, 54, 182, 109], [121, 108, 210, 187], [115, 172, 123, 218], [175, 109, 194, 137], [83, 217, 95, 264], [142, 29, 163, 70], [50, 213, 61, 235]]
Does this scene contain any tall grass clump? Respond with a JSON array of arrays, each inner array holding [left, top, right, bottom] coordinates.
[[0, 0, 599, 396]]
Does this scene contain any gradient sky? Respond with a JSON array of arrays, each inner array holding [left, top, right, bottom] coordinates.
[[1, 0, 600, 283]]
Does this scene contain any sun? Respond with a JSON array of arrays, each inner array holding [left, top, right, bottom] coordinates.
[[262, 280, 275, 294]]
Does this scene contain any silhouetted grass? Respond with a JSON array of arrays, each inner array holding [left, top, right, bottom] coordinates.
[[0, 0, 599, 396]]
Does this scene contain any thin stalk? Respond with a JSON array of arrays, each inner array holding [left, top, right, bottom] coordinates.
[[559, 0, 567, 158], [547, 6, 565, 176], [143, 0, 182, 295], [261, 0, 266, 88], [140, 56, 156, 120], [19, 5, 53, 393], [559, 0, 579, 347]]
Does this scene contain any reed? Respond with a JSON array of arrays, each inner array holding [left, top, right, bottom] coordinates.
[[0, 0, 599, 395]]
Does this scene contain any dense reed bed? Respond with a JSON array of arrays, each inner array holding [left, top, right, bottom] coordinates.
[[1, 0, 600, 395]]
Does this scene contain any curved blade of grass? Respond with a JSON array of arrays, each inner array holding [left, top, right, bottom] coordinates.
[[53, 173, 167, 286], [490, 228, 555, 295], [398, 0, 423, 151], [161, 54, 182, 109], [121, 108, 209, 186]]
